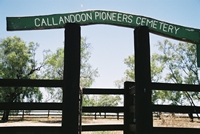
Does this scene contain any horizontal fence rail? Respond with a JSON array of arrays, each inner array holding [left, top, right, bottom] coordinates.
[[83, 88, 124, 94], [152, 82, 200, 92], [153, 105, 200, 113], [1, 126, 200, 134], [0, 103, 123, 113], [1, 103, 200, 114], [153, 127, 200, 134], [82, 124, 124, 131], [82, 106, 124, 113], [0, 127, 62, 134], [0, 103, 62, 110], [127, 82, 200, 92], [0, 79, 199, 91], [0, 79, 63, 87]]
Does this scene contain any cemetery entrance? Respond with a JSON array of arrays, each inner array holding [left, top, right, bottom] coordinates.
[[1, 10, 200, 134]]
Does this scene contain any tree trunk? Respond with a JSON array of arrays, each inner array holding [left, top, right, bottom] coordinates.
[[1, 110, 10, 122], [185, 91, 200, 119]]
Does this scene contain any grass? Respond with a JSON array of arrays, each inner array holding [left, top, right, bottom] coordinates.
[[153, 114, 200, 128]]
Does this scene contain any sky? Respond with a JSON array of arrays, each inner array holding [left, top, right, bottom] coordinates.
[[0, 0, 200, 88]]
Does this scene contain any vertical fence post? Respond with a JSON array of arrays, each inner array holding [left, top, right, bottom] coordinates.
[[117, 112, 119, 120], [134, 26, 152, 134], [22, 110, 24, 120], [79, 89, 83, 134], [62, 23, 81, 134], [124, 81, 135, 134], [48, 110, 50, 118]]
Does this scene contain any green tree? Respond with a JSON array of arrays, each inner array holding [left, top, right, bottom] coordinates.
[[115, 54, 165, 104], [96, 95, 121, 106], [157, 39, 200, 105], [82, 95, 97, 106], [115, 54, 164, 85], [0, 36, 43, 122], [82, 95, 121, 107], [42, 37, 99, 102]]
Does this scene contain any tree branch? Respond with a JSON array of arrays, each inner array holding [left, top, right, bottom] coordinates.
[[27, 66, 43, 76]]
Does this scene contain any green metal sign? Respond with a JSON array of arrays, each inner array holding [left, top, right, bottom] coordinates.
[[6, 10, 200, 66], [7, 10, 200, 44]]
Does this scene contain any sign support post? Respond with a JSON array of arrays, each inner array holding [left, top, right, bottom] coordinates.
[[134, 26, 153, 134], [62, 23, 81, 134]]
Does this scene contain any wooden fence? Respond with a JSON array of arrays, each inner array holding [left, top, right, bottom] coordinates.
[[124, 81, 200, 134], [0, 79, 200, 134]]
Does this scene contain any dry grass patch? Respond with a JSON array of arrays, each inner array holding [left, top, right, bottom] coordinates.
[[153, 115, 200, 128]]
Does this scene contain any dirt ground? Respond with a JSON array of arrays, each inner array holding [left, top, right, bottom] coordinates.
[[0, 118, 122, 126], [0, 116, 200, 134], [153, 116, 200, 128], [0, 116, 123, 126], [1, 116, 200, 127]]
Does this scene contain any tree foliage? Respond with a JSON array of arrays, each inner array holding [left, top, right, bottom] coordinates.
[[0, 36, 43, 121], [82, 95, 121, 107], [115, 54, 164, 88], [42, 37, 99, 102], [115, 53, 164, 104], [158, 40, 199, 84], [157, 39, 200, 105], [116, 39, 200, 106], [97, 95, 121, 106], [43, 38, 121, 106]]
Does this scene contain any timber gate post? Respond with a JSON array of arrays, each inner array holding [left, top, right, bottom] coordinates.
[[124, 81, 136, 134], [62, 23, 81, 134], [134, 26, 153, 134]]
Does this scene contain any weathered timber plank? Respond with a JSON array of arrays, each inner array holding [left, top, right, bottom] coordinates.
[[1, 126, 200, 134], [0, 103, 62, 110], [82, 124, 124, 131], [152, 82, 200, 92], [0, 126, 61, 134], [153, 105, 200, 113], [0, 79, 63, 87], [83, 88, 124, 94], [82, 106, 124, 113], [153, 127, 200, 134], [123, 82, 200, 92]]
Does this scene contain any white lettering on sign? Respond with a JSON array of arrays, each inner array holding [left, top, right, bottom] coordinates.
[[152, 20, 157, 29], [135, 17, 180, 34], [34, 12, 93, 27], [93, 11, 133, 23], [41, 18, 47, 26], [174, 27, 180, 34], [33, 11, 180, 35], [117, 13, 122, 22], [59, 16, 65, 24], [112, 13, 116, 21], [52, 17, 58, 25], [34, 11, 134, 28], [34, 18, 40, 27]]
